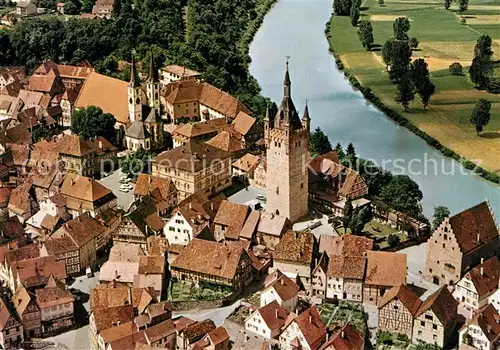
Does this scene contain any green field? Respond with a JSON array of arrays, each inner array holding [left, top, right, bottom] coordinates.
[[328, 0, 500, 174]]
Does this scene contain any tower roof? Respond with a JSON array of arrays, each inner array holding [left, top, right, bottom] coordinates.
[[273, 62, 302, 130], [302, 100, 310, 121], [129, 54, 140, 88], [147, 51, 159, 83]]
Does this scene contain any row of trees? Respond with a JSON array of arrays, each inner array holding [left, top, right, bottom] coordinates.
[[0, 0, 271, 118], [469, 34, 494, 90]]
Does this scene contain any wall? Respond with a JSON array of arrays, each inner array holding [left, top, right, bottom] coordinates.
[[164, 212, 193, 246]]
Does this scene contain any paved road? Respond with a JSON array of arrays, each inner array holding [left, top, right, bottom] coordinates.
[[173, 301, 241, 326], [228, 186, 266, 209], [98, 169, 135, 211]]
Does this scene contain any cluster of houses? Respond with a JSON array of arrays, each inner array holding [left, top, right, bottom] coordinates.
[[0, 56, 498, 350]]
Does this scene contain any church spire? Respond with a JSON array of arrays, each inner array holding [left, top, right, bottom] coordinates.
[[284, 60, 291, 98], [130, 53, 140, 88], [302, 99, 310, 121], [147, 50, 159, 83], [264, 104, 270, 121]]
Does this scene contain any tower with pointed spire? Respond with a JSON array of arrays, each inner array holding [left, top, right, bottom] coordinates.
[[128, 54, 142, 122], [146, 51, 161, 114], [264, 61, 310, 223]]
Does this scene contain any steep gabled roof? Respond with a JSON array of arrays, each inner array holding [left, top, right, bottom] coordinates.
[[255, 300, 289, 332], [416, 286, 458, 326], [365, 251, 406, 287], [294, 306, 326, 350], [466, 256, 500, 300], [274, 230, 314, 265], [378, 284, 421, 316]]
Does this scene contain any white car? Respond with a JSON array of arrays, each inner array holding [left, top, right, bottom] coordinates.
[[124, 184, 133, 190], [119, 187, 129, 193], [120, 175, 128, 181]]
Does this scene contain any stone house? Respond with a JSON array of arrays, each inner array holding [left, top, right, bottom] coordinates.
[[0, 296, 23, 348], [412, 286, 458, 348], [453, 256, 500, 320], [60, 173, 116, 218], [256, 212, 291, 250], [319, 324, 364, 350], [159, 65, 201, 86], [35, 276, 74, 335], [458, 304, 500, 350], [232, 111, 263, 145], [91, 0, 115, 18], [378, 284, 421, 338], [15, 2, 37, 16], [245, 300, 290, 340], [260, 271, 300, 312], [152, 141, 232, 201], [27, 74, 64, 97], [193, 326, 230, 350], [33, 61, 94, 91], [133, 173, 178, 213], [176, 319, 216, 350], [9, 255, 67, 293], [279, 306, 327, 350], [170, 239, 253, 291], [113, 196, 164, 251], [274, 230, 317, 292], [42, 213, 106, 275], [172, 119, 227, 148], [60, 88, 79, 127], [363, 251, 407, 306], [57, 135, 117, 177], [425, 201, 499, 287], [308, 151, 368, 214], [250, 157, 267, 190], [232, 153, 261, 184], [13, 285, 41, 339], [213, 200, 249, 242], [205, 130, 245, 156]]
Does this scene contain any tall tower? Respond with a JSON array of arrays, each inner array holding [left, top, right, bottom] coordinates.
[[146, 51, 161, 114], [128, 55, 142, 123], [264, 62, 310, 223]]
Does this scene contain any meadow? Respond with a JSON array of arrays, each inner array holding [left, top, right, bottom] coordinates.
[[328, 0, 500, 174]]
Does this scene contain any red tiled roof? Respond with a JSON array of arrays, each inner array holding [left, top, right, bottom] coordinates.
[[466, 256, 500, 300], [416, 286, 458, 326], [274, 230, 314, 265], [365, 251, 406, 287], [378, 284, 421, 316], [294, 306, 326, 350], [462, 304, 500, 342], [265, 274, 299, 302], [320, 324, 364, 350], [256, 300, 289, 332]]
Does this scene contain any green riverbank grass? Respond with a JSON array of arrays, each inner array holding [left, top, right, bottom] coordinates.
[[328, 0, 500, 175]]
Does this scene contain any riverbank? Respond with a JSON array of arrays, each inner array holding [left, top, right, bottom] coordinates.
[[325, 0, 500, 184], [240, 0, 278, 58]]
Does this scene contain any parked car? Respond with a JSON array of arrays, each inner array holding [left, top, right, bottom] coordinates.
[[256, 195, 266, 202]]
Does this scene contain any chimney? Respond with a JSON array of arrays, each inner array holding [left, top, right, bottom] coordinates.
[[189, 202, 192, 210], [275, 309, 278, 319], [481, 258, 484, 264], [341, 331, 345, 338], [481, 267, 484, 276], [98, 140, 103, 149], [211, 202, 214, 211], [477, 233, 480, 242], [309, 315, 312, 323]]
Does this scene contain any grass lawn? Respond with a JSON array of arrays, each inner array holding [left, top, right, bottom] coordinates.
[[317, 301, 366, 331], [328, 0, 500, 174]]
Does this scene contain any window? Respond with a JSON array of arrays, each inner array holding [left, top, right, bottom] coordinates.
[[433, 335, 437, 340], [394, 305, 399, 310], [433, 324, 438, 330], [442, 243, 446, 248], [421, 321, 425, 326], [425, 314, 433, 321], [418, 330, 422, 336]]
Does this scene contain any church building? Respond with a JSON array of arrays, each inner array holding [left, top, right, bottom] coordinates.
[[124, 53, 164, 152], [264, 63, 310, 223]]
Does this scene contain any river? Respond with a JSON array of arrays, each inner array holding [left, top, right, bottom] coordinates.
[[249, 0, 499, 218]]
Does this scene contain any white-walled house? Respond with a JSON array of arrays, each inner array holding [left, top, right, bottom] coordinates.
[[453, 257, 500, 320], [164, 211, 194, 246], [279, 306, 326, 350], [260, 272, 299, 312], [458, 304, 500, 350], [245, 301, 289, 340], [488, 288, 500, 314]]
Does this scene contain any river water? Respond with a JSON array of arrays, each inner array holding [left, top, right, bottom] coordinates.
[[249, 0, 499, 218]]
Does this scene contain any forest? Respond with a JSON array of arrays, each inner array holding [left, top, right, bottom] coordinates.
[[0, 0, 272, 116]]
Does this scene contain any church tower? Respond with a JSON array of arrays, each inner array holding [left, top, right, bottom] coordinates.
[[264, 62, 310, 223], [146, 51, 161, 114], [128, 55, 142, 123]]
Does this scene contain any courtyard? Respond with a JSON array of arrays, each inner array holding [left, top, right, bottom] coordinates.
[[169, 280, 233, 302], [97, 169, 135, 210]]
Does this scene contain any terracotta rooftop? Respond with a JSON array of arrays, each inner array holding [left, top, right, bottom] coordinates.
[[466, 256, 500, 300], [0, 297, 18, 331], [34, 61, 93, 79], [0, 216, 25, 241], [182, 319, 216, 344], [27, 75, 57, 93], [257, 212, 290, 237], [320, 324, 364, 350], [52, 212, 106, 248], [232, 111, 256, 136], [173, 118, 227, 139], [75, 71, 129, 124], [378, 284, 421, 316], [205, 130, 244, 153], [255, 300, 289, 332], [93, 304, 135, 332], [232, 153, 261, 172], [461, 304, 500, 342], [13, 285, 34, 317], [90, 285, 156, 312], [265, 273, 300, 302], [448, 201, 499, 254], [171, 239, 248, 281], [61, 173, 114, 203], [274, 230, 314, 265], [239, 209, 260, 240], [416, 286, 458, 326], [134, 174, 177, 201], [35, 275, 73, 309], [138, 256, 165, 275], [12, 256, 67, 288], [161, 65, 200, 77], [365, 251, 406, 287], [5, 243, 40, 265], [153, 141, 232, 173], [214, 200, 249, 240], [293, 306, 326, 350]]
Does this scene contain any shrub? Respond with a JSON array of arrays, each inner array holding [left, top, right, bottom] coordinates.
[[460, 17, 467, 25], [387, 234, 401, 247], [449, 62, 463, 75], [409, 37, 419, 49], [377, 331, 393, 345], [378, 0, 385, 5]]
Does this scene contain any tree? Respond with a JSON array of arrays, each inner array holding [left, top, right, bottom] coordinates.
[[309, 127, 332, 155], [409, 37, 419, 49], [444, 0, 452, 9], [432, 206, 450, 229], [393, 17, 411, 41], [342, 198, 354, 233], [121, 147, 153, 178], [63, 0, 79, 15], [382, 39, 395, 68], [71, 106, 116, 141], [357, 20, 374, 51], [334, 143, 345, 159], [411, 59, 435, 109], [470, 98, 491, 135], [459, 0, 468, 12], [31, 117, 52, 142], [395, 73, 415, 111], [469, 55, 492, 88], [419, 79, 436, 110], [334, 0, 353, 15], [448, 62, 463, 75], [346, 142, 356, 157], [81, 0, 94, 12], [474, 34, 493, 58], [378, 0, 385, 5], [380, 174, 423, 217], [389, 40, 412, 82], [350, 4, 360, 26]]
